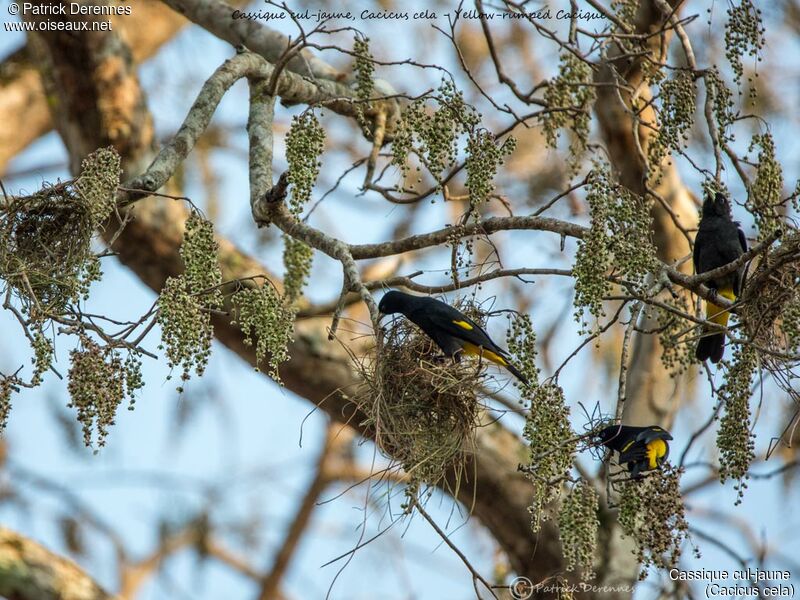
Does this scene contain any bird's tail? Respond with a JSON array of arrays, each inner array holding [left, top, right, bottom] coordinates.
[[504, 361, 530, 386], [462, 343, 530, 385], [696, 288, 734, 364]]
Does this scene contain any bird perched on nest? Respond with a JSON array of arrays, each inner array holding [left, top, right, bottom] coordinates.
[[693, 192, 748, 363], [378, 290, 529, 385], [596, 424, 672, 479]]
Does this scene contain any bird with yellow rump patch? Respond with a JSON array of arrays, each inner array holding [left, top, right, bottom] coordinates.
[[693, 192, 748, 363], [377, 290, 529, 385], [596, 424, 673, 479]]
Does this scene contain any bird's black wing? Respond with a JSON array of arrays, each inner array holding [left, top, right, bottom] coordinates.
[[427, 304, 507, 356], [693, 230, 703, 274], [617, 441, 647, 464], [735, 224, 748, 296], [635, 427, 673, 445], [598, 425, 636, 452]]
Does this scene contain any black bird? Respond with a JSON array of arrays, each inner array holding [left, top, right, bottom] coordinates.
[[693, 192, 748, 363], [378, 290, 529, 385], [597, 424, 672, 479]]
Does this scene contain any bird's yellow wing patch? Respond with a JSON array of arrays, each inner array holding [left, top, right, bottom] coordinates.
[[646, 439, 668, 469], [452, 320, 474, 330], [462, 342, 508, 366], [621, 440, 635, 453], [706, 286, 735, 326]]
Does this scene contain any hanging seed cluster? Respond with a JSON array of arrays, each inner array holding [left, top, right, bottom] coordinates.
[[0, 378, 13, 432], [724, 1, 765, 89], [650, 71, 696, 169], [0, 147, 120, 315], [706, 68, 736, 145], [656, 294, 695, 377], [505, 313, 540, 398], [283, 112, 322, 297], [282, 235, 314, 304], [542, 53, 596, 168], [716, 344, 757, 504], [286, 111, 325, 216], [747, 133, 785, 239], [573, 169, 658, 331], [390, 80, 480, 188], [617, 465, 692, 577], [465, 129, 515, 210], [157, 212, 223, 389], [67, 337, 143, 448], [73, 146, 121, 226], [523, 382, 576, 532], [353, 35, 375, 102], [30, 326, 54, 387], [611, 0, 637, 26], [230, 285, 294, 383], [558, 481, 599, 580]]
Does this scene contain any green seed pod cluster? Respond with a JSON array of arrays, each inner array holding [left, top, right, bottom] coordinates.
[[706, 68, 736, 145], [30, 326, 54, 387], [282, 235, 313, 304], [67, 337, 142, 448], [573, 169, 658, 332], [724, 0, 765, 89], [716, 344, 757, 504], [611, 0, 637, 27], [650, 71, 697, 169], [72, 146, 122, 228], [617, 465, 692, 577], [286, 111, 325, 216], [558, 480, 599, 580], [523, 383, 576, 532], [542, 53, 596, 169], [389, 80, 480, 189], [230, 286, 294, 383], [0, 378, 12, 432], [465, 129, 515, 210], [353, 35, 374, 102], [657, 294, 695, 377], [505, 313, 540, 396], [181, 212, 224, 302], [157, 276, 215, 388], [77, 255, 104, 302], [123, 354, 144, 408], [157, 213, 223, 388], [747, 133, 785, 239]]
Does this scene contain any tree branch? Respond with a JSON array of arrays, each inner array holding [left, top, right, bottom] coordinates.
[[0, 527, 117, 600]]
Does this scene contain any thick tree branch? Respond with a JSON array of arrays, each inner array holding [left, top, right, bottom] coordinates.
[[0, 527, 116, 600], [160, 0, 342, 80]]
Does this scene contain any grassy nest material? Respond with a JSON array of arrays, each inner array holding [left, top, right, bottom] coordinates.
[[739, 231, 800, 354], [356, 304, 487, 487], [0, 148, 120, 314]]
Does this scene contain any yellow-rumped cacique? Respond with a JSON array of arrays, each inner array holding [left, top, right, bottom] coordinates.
[[378, 290, 529, 385], [693, 192, 748, 363], [596, 424, 672, 479]]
